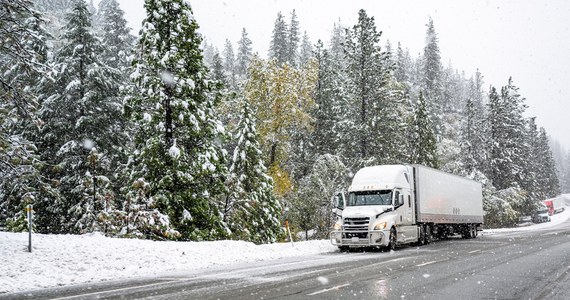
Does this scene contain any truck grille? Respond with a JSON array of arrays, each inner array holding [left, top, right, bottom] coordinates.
[[343, 217, 370, 238]]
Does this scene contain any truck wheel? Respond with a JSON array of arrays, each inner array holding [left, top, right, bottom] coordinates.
[[425, 225, 433, 244], [338, 246, 349, 252], [389, 228, 397, 251], [462, 225, 471, 239], [471, 225, 477, 239], [419, 225, 426, 245]]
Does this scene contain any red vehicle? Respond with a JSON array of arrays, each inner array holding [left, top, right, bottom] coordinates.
[[542, 198, 565, 216]]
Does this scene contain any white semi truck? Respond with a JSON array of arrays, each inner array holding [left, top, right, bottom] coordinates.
[[330, 164, 484, 250]]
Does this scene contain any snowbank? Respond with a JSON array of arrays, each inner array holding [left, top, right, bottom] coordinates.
[[0, 233, 336, 294]]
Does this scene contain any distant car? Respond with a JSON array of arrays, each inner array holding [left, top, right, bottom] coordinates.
[[518, 216, 531, 222], [517, 216, 532, 225]]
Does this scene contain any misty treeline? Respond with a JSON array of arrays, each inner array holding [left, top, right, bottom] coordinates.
[[0, 0, 567, 242]]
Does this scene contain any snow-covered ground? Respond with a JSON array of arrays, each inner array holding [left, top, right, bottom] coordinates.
[[1, 204, 569, 294], [0, 233, 336, 294]]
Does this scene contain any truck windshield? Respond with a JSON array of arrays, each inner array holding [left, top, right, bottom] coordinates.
[[347, 190, 393, 206]]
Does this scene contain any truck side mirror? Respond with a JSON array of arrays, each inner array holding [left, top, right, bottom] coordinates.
[[332, 193, 345, 216]]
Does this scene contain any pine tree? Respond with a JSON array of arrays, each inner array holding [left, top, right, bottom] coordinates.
[[411, 92, 439, 168], [126, 0, 228, 240], [202, 40, 215, 67], [222, 39, 236, 88], [422, 17, 443, 133], [97, 0, 135, 70], [535, 128, 560, 198], [563, 151, 570, 193], [394, 42, 412, 85], [287, 9, 300, 66], [36, 0, 122, 233], [0, 0, 54, 231], [343, 9, 403, 165], [329, 21, 346, 63], [236, 28, 252, 77], [210, 50, 226, 86], [225, 102, 282, 243], [311, 41, 345, 157], [268, 12, 288, 65], [486, 79, 529, 191], [459, 95, 485, 175], [298, 31, 313, 66]]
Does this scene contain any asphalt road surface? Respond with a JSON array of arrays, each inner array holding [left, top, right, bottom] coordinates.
[[3, 219, 570, 300]]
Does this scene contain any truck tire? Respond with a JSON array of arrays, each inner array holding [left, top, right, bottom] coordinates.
[[389, 228, 397, 251], [425, 224, 433, 244], [471, 225, 477, 239], [462, 224, 471, 239], [338, 246, 349, 252]]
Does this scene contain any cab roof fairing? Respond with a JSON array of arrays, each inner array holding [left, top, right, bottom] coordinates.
[[348, 165, 412, 192]]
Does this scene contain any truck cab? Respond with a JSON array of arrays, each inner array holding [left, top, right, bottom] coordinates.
[[330, 165, 417, 249]]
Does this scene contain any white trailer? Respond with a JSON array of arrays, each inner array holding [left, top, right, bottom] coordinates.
[[330, 164, 483, 250]]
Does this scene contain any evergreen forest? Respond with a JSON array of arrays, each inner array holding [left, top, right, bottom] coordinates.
[[1, 0, 569, 242]]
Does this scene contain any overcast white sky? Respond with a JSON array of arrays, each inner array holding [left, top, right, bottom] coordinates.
[[110, 0, 570, 150]]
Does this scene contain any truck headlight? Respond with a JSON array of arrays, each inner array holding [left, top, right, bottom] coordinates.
[[333, 221, 342, 231], [374, 222, 387, 230]]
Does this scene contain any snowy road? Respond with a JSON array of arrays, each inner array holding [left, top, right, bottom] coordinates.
[[3, 215, 570, 299]]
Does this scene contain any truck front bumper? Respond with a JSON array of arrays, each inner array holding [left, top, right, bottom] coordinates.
[[330, 230, 388, 247]]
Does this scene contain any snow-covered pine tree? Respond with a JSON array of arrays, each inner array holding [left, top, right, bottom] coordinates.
[[269, 12, 288, 65], [311, 41, 346, 157], [422, 17, 443, 134], [126, 0, 229, 240], [36, 0, 122, 233], [516, 117, 541, 214], [394, 42, 412, 86], [410, 92, 439, 168], [459, 95, 483, 175], [201, 40, 215, 67], [298, 31, 313, 66], [97, 0, 135, 70], [236, 28, 253, 78], [68, 147, 115, 233], [343, 9, 403, 166], [96, 0, 135, 206], [222, 39, 236, 89], [0, 0, 55, 231], [226, 102, 282, 244], [328, 21, 347, 63], [287, 9, 300, 66], [535, 128, 560, 198], [486, 78, 528, 190], [563, 151, 570, 193], [210, 50, 226, 86]]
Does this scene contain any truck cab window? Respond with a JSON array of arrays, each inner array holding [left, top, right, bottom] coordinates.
[[347, 190, 392, 206]]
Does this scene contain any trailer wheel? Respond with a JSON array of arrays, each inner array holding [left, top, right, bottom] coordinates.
[[425, 224, 433, 244], [389, 228, 397, 251], [471, 225, 477, 239], [462, 225, 471, 239]]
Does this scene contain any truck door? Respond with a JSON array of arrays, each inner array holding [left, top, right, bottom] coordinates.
[[402, 190, 414, 224], [395, 189, 413, 225]]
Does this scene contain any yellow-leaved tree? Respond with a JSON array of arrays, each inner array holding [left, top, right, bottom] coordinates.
[[244, 56, 318, 197]]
